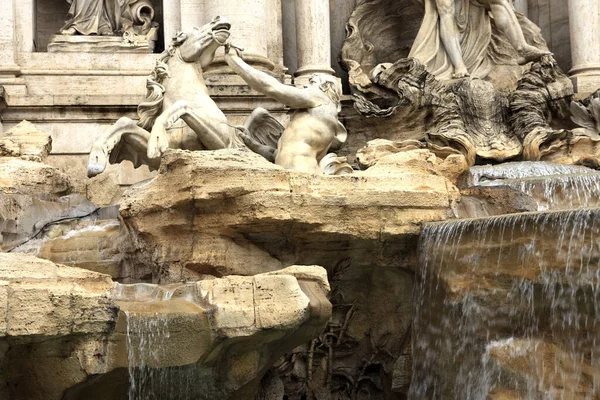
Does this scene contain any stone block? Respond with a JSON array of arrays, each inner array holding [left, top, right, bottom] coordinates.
[[0, 120, 52, 162], [253, 274, 309, 330]]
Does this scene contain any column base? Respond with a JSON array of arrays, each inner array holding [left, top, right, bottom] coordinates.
[[294, 64, 337, 88], [0, 65, 27, 97], [570, 73, 600, 95], [294, 71, 341, 93]]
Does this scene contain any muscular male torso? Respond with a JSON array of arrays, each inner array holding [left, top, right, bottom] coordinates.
[[275, 93, 339, 174]]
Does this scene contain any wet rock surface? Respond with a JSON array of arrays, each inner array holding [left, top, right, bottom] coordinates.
[[13, 219, 123, 279], [411, 209, 600, 398], [69, 266, 332, 400], [115, 148, 458, 399], [456, 186, 538, 218], [0, 252, 331, 400], [456, 161, 600, 216]]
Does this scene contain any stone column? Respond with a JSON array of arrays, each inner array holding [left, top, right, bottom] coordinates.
[[294, 0, 335, 85], [513, 0, 528, 17], [0, 0, 25, 96], [163, 0, 182, 45], [180, 0, 204, 32], [204, 0, 275, 71], [568, 0, 600, 93], [267, 0, 286, 73]]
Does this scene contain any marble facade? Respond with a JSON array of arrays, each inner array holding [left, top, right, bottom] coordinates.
[[0, 0, 598, 191]]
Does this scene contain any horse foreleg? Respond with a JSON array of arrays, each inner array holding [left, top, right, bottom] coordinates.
[[147, 100, 230, 159], [87, 117, 152, 177]]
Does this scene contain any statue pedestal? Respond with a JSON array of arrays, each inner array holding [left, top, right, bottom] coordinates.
[[47, 34, 156, 54], [570, 71, 600, 95]]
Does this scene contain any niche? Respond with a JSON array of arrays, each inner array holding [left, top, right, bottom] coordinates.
[[34, 0, 164, 53]]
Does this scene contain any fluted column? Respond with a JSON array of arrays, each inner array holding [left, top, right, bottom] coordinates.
[[294, 0, 335, 84], [568, 0, 600, 93], [513, 0, 528, 17], [180, 0, 204, 32], [267, 0, 286, 73], [163, 0, 182, 45], [0, 0, 25, 97], [204, 0, 275, 71]]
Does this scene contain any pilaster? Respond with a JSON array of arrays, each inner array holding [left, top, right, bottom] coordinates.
[[0, 0, 26, 97], [294, 0, 335, 86], [568, 0, 600, 93]]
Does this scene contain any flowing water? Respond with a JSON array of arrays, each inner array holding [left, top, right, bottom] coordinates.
[[477, 173, 600, 211], [466, 162, 595, 186], [125, 311, 198, 400], [117, 283, 201, 400], [410, 209, 600, 399]]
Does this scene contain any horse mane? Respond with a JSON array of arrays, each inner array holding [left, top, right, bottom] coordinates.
[[137, 33, 189, 130]]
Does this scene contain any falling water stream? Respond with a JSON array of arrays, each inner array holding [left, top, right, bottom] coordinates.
[[116, 284, 200, 400], [466, 162, 595, 186], [477, 173, 600, 211], [410, 209, 600, 399], [126, 311, 170, 400]]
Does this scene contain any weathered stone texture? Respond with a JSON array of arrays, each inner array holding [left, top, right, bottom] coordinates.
[[0, 253, 116, 338], [0, 251, 331, 400], [119, 149, 459, 281], [14, 220, 123, 279], [0, 121, 52, 162]]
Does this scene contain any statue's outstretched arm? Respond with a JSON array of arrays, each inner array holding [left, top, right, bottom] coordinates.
[[225, 52, 319, 109]]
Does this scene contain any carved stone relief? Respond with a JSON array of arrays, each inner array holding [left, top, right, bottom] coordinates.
[[340, 0, 596, 167]]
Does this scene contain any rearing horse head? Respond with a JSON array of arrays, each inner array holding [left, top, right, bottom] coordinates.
[[179, 16, 231, 68]]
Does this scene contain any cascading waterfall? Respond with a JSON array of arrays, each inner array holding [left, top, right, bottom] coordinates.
[[126, 311, 170, 400], [477, 173, 600, 211], [410, 209, 600, 399], [120, 285, 199, 400], [466, 162, 595, 186]]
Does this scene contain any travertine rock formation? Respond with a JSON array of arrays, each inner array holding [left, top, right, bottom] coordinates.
[[13, 219, 123, 279], [0, 253, 117, 400], [356, 139, 469, 183], [0, 158, 89, 251], [119, 148, 459, 281], [0, 253, 332, 400], [0, 158, 70, 197], [0, 121, 52, 162], [0, 253, 116, 338], [0, 121, 86, 250], [85, 173, 123, 207], [115, 148, 459, 399]]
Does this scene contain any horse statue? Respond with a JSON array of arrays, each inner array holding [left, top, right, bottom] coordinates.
[[87, 16, 282, 177]]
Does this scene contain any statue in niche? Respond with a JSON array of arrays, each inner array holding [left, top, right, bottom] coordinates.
[[61, 0, 123, 36], [49, 0, 158, 52], [410, 0, 550, 79], [222, 46, 348, 174]]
